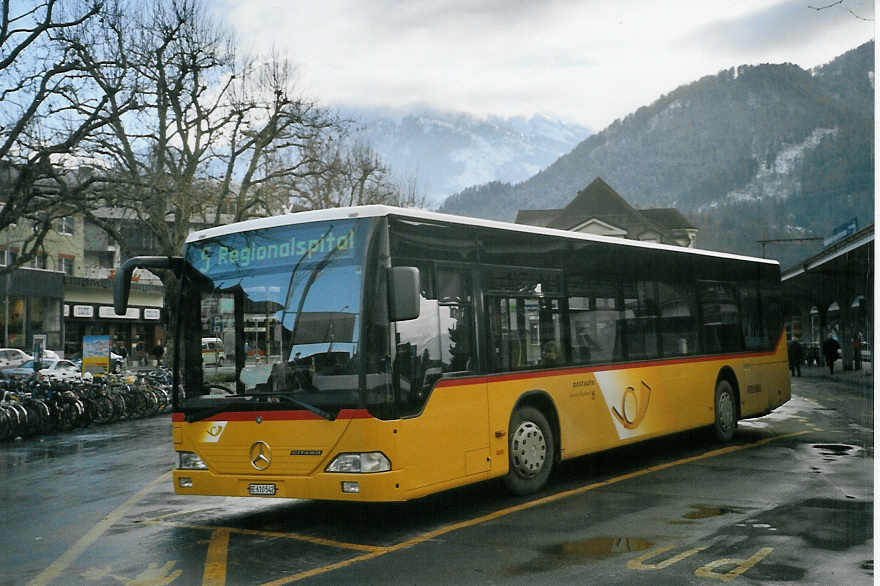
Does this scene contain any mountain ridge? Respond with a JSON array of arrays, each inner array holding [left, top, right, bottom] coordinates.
[[339, 106, 591, 205], [437, 41, 874, 268]]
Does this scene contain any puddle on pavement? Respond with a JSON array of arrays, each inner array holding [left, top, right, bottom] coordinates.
[[724, 498, 872, 551], [669, 504, 742, 524], [812, 444, 858, 457], [506, 537, 653, 575], [683, 505, 733, 519], [548, 537, 654, 557]]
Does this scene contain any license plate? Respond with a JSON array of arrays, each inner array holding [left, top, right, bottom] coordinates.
[[248, 483, 276, 496]]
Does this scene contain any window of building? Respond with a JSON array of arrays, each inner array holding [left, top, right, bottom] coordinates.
[[57, 216, 75, 235], [59, 255, 74, 276], [32, 253, 48, 270], [0, 249, 18, 266]]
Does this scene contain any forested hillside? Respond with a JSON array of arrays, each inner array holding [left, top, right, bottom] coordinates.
[[439, 42, 873, 268]]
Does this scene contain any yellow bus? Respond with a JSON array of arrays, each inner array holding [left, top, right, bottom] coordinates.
[[114, 205, 790, 501]]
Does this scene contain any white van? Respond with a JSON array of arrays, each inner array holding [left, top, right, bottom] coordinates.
[[201, 337, 226, 366]]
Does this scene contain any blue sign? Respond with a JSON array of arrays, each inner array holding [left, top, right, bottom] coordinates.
[[824, 217, 858, 247]]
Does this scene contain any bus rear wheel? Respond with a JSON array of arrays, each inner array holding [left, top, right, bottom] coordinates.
[[713, 379, 737, 442], [504, 406, 554, 495]]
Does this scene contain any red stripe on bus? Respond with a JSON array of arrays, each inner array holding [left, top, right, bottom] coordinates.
[[171, 409, 372, 422]]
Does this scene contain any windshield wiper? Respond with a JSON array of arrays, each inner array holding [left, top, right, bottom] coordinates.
[[183, 391, 336, 422], [231, 391, 336, 420]]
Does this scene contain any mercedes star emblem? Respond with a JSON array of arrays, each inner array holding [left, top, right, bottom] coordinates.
[[249, 441, 272, 471]]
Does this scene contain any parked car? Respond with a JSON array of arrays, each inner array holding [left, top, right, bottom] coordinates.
[[0, 348, 33, 369], [1, 358, 81, 381], [40, 349, 61, 361]]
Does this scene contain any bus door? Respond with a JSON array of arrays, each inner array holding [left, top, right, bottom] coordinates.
[[394, 265, 489, 492]]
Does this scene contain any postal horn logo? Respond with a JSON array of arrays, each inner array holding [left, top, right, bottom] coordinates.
[[611, 381, 652, 429]]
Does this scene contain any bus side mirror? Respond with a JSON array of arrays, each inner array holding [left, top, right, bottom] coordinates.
[[389, 266, 420, 322], [114, 256, 183, 315]]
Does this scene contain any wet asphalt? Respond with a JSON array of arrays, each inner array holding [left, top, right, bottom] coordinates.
[[0, 372, 872, 585]]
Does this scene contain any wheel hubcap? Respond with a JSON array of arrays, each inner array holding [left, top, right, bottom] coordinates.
[[511, 421, 546, 478], [718, 391, 734, 431]]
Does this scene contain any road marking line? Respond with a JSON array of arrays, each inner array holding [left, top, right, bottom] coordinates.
[[141, 506, 219, 522], [27, 470, 172, 586], [262, 430, 810, 584], [142, 520, 384, 553], [202, 528, 230, 586]]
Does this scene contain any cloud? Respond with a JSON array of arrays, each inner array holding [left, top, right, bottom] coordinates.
[[215, 0, 873, 129], [682, 0, 874, 58]]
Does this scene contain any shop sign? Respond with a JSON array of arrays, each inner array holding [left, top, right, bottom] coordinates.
[[63, 304, 69, 317], [99, 306, 139, 319], [143, 308, 161, 320], [73, 305, 94, 318]]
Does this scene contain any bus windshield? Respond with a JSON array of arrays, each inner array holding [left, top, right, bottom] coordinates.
[[177, 217, 383, 419]]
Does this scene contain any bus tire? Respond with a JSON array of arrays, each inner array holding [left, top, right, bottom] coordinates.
[[713, 379, 737, 442], [504, 406, 554, 495]]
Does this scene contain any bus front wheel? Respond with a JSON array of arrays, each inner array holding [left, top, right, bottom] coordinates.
[[713, 379, 737, 442], [504, 406, 554, 495]]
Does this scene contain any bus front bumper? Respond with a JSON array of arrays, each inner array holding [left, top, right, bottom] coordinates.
[[172, 468, 406, 502]]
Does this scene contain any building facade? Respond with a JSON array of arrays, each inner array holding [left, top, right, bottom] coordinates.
[[781, 224, 873, 371], [0, 213, 166, 359]]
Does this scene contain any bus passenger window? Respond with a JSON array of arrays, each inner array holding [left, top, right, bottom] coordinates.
[[738, 283, 764, 350], [699, 282, 743, 353], [658, 281, 697, 356], [567, 279, 621, 365], [622, 281, 659, 360]]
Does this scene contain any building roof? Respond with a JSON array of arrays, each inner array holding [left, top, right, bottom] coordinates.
[[547, 177, 649, 233], [514, 177, 698, 244], [513, 209, 560, 227], [639, 208, 696, 230]]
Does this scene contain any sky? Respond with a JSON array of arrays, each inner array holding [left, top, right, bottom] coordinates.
[[216, 0, 874, 130]]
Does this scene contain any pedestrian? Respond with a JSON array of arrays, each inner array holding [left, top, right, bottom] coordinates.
[[788, 337, 803, 377], [152, 343, 164, 367], [822, 335, 840, 375]]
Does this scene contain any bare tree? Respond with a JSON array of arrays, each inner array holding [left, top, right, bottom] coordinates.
[[808, 0, 873, 21], [55, 0, 337, 265], [290, 136, 429, 211], [0, 0, 137, 271]]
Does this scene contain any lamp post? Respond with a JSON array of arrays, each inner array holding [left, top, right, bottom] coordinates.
[[4, 228, 9, 347]]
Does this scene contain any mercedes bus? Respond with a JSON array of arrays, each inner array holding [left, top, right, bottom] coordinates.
[[114, 205, 791, 501]]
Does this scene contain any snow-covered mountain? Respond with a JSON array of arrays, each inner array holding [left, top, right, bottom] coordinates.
[[438, 41, 873, 268], [339, 106, 590, 206]]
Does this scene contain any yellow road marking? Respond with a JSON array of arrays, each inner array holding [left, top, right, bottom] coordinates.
[[142, 520, 384, 553], [695, 547, 775, 581], [262, 430, 810, 584], [202, 529, 230, 586], [29, 429, 810, 586], [27, 471, 172, 586]]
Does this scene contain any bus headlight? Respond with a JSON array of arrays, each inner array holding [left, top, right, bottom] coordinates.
[[325, 452, 390, 473], [178, 451, 208, 470]]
